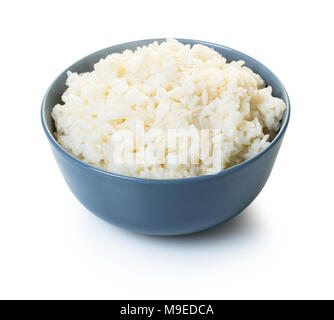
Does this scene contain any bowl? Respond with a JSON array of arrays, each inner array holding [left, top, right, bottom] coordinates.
[[41, 39, 290, 236]]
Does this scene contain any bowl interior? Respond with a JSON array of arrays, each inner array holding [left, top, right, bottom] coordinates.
[[42, 39, 290, 139]]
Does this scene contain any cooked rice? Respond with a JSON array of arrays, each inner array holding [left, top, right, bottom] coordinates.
[[52, 39, 286, 179]]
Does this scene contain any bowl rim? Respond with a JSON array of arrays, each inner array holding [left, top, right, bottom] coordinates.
[[41, 38, 291, 184]]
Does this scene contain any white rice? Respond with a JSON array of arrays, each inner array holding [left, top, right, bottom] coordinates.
[[52, 39, 286, 179]]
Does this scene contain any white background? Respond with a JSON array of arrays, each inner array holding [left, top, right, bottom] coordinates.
[[1, 0, 333, 300]]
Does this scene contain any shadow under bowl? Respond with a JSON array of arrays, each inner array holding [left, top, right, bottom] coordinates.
[[41, 38, 290, 236]]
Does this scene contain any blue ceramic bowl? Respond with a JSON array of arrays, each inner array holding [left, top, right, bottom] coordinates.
[[41, 39, 290, 236]]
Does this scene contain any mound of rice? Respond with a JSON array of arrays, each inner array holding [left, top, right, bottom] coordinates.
[[52, 39, 286, 179]]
